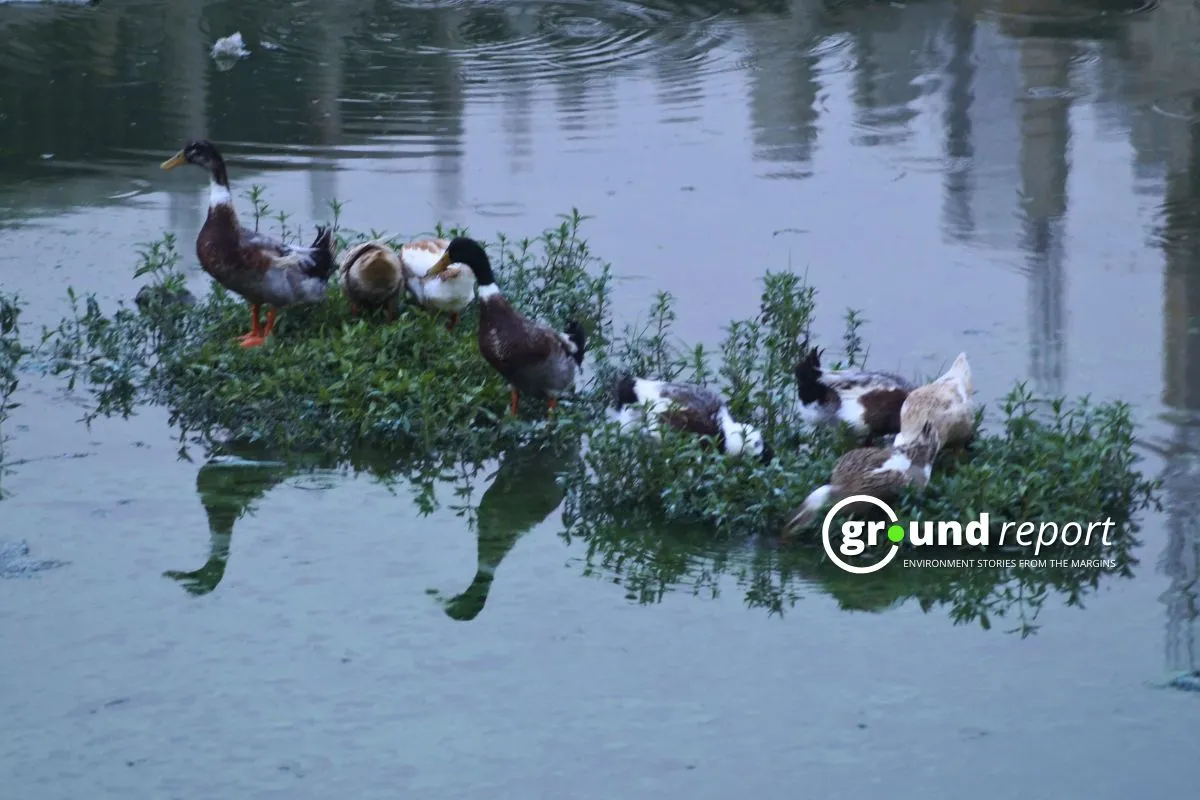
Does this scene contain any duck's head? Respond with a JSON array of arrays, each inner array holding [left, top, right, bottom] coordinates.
[[161, 140, 227, 179], [428, 236, 495, 287]]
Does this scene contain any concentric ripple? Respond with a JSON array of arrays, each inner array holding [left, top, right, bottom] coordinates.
[[412, 0, 741, 86]]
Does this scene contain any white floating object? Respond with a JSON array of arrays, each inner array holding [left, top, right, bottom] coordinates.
[[211, 32, 250, 61]]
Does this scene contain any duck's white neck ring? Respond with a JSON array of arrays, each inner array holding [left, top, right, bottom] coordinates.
[[209, 178, 233, 209], [477, 283, 502, 301]]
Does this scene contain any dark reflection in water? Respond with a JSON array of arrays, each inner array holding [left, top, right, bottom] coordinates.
[[436, 434, 582, 621], [1154, 119, 1200, 688], [164, 445, 292, 596]]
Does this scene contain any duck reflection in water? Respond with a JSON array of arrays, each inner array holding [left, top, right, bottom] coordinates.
[[164, 445, 291, 596], [439, 435, 582, 621]]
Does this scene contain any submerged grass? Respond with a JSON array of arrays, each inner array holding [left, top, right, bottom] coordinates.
[[22, 198, 1163, 626]]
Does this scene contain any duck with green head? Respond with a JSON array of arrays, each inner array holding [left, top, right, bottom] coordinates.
[[426, 237, 587, 415]]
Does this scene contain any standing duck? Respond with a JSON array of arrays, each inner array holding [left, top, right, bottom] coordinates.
[[337, 240, 404, 320], [793, 342, 914, 440], [160, 140, 336, 348], [612, 374, 774, 464], [892, 352, 976, 452], [398, 237, 476, 330], [782, 420, 941, 537], [425, 237, 585, 415]]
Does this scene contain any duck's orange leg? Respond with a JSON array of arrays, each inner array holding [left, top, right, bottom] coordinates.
[[236, 304, 263, 345], [547, 396, 558, 413], [349, 302, 359, 317], [510, 390, 520, 416], [241, 309, 277, 349], [446, 312, 460, 331]]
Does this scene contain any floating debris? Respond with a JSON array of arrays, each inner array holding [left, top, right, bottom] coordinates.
[[211, 32, 250, 70], [0, 539, 68, 579]]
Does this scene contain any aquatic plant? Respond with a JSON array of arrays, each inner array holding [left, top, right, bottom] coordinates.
[[36, 201, 1162, 631], [43, 203, 610, 469], [0, 292, 24, 497]]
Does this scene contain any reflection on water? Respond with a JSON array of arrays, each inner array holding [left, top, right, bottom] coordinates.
[[434, 434, 582, 621], [1155, 115, 1200, 685], [163, 445, 292, 596]]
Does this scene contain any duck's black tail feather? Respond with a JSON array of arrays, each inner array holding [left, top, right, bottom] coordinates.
[[562, 319, 587, 367], [305, 225, 337, 281], [793, 344, 826, 404]]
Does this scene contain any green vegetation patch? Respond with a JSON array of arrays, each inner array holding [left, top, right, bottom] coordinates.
[[31, 201, 1161, 619]]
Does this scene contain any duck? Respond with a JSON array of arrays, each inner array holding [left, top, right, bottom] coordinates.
[[398, 237, 477, 330], [424, 236, 586, 415], [891, 352, 976, 452], [612, 374, 774, 464], [793, 341, 915, 440], [160, 140, 337, 348], [337, 239, 404, 320], [781, 420, 941, 537]]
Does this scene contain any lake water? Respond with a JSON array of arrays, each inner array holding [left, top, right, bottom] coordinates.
[[1, 0, 1197, 797]]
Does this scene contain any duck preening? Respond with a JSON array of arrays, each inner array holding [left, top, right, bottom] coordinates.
[[161, 140, 337, 348], [781, 420, 940, 537], [793, 341, 914, 440], [612, 375, 774, 464], [425, 236, 586, 415], [892, 352, 976, 452], [398, 237, 477, 330], [337, 240, 404, 320]]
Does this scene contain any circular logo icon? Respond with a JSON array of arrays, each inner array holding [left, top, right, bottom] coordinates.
[[821, 494, 902, 574]]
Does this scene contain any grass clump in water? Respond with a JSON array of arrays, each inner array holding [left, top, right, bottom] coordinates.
[[39, 199, 1161, 606], [561, 278, 1161, 617], [44, 204, 611, 466], [1, 292, 25, 497]]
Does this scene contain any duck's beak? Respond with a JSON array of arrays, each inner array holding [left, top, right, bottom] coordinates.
[[425, 251, 452, 277], [160, 150, 188, 170]]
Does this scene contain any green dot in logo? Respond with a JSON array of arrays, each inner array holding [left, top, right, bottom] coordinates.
[[886, 524, 905, 543]]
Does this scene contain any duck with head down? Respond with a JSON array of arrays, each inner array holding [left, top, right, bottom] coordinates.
[[160, 140, 337, 347], [781, 419, 941, 538], [611, 374, 774, 464], [425, 236, 586, 415]]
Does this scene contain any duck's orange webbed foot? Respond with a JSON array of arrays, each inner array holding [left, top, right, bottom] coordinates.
[[236, 304, 263, 344], [239, 335, 267, 349]]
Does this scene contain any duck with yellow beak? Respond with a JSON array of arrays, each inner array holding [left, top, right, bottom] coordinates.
[[427, 237, 587, 415]]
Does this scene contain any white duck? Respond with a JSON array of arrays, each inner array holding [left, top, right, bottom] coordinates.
[[612, 374, 774, 464], [398, 237, 477, 330], [793, 341, 915, 441], [891, 352, 976, 452]]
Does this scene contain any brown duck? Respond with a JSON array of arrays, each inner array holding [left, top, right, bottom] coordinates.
[[781, 420, 941, 537], [160, 140, 336, 347], [425, 237, 586, 415]]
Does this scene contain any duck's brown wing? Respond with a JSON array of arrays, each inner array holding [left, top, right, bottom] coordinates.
[[236, 226, 323, 274], [829, 447, 892, 485], [479, 300, 574, 381], [656, 382, 723, 437]]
